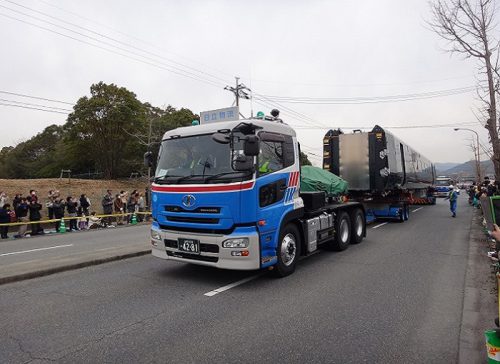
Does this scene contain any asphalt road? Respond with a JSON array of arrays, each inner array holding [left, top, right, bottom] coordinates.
[[0, 224, 150, 282], [1, 196, 472, 363]]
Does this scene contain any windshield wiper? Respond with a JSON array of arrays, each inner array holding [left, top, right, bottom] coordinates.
[[175, 174, 207, 183], [153, 175, 183, 184], [205, 171, 252, 183]]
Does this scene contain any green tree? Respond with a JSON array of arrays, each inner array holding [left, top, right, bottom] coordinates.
[[300, 151, 312, 166], [65, 82, 146, 178], [0, 125, 65, 178]]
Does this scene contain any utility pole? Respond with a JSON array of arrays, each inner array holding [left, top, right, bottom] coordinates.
[[224, 76, 251, 117]]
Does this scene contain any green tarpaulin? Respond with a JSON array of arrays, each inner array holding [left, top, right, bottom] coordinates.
[[300, 166, 348, 196]]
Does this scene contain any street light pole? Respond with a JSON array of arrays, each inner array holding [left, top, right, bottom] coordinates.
[[454, 128, 481, 182]]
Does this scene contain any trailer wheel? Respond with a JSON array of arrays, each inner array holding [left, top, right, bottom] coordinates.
[[328, 211, 351, 251], [350, 208, 365, 244], [398, 206, 405, 223], [403, 204, 410, 221], [273, 224, 301, 278]]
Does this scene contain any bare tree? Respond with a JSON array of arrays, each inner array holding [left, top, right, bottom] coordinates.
[[429, 0, 500, 177]]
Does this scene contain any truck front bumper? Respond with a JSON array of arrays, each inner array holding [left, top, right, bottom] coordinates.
[[150, 225, 261, 270]]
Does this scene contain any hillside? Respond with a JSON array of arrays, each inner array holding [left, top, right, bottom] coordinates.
[[435, 162, 461, 173], [442, 160, 494, 176]]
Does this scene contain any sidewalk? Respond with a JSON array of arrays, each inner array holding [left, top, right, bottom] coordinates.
[[0, 223, 151, 285], [459, 208, 497, 363]]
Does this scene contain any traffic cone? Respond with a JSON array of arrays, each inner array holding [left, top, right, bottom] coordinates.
[[131, 213, 138, 225], [59, 218, 66, 233]]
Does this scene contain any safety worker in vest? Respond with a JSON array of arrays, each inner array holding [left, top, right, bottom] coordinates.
[[259, 160, 272, 174], [445, 185, 459, 218]]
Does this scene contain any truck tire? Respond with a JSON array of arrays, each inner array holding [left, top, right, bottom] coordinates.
[[398, 206, 405, 223], [273, 224, 301, 278], [350, 208, 365, 244], [403, 204, 410, 221], [328, 211, 351, 251]]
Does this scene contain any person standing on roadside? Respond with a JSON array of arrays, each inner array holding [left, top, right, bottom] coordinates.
[[53, 198, 65, 232], [445, 185, 459, 218], [12, 194, 22, 211], [114, 193, 124, 225], [0, 203, 11, 239], [46, 190, 59, 220], [0, 191, 7, 208], [101, 190, 113, 226], [79, 194, 91, 217], [28, 199, 43, 235], [137, 193, 145, 222], [66, 196, 78, 232], [29, 189, 38, 203], [15, 197, 29, 238], [120, 191, 129, 223], [127, 191, 137, 221]]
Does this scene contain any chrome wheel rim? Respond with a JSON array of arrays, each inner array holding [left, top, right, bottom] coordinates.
[[340, 219, 349, 243], [281, 233, 297, 266], [355, 214, 363, 236]]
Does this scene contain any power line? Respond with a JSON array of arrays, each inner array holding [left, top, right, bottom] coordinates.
[[35, 0, 235, 80], [292, 122, 478, 130], [0, 90, 73, 105], [2, 0, 231, 86], [0, 102, 69, 114], [242, 74, 476, 88], [0, 98, 72, 111], [254, 86, 475, 105], [0, 9, 227, 89]]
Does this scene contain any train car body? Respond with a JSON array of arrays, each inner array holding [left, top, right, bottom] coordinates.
[[323, 125, 435, 194], [323, 125, 436, 221]]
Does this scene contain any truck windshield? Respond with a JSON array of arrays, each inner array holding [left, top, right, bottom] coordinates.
[[155, 133, 251, 184], [435, 180, 452, 186]]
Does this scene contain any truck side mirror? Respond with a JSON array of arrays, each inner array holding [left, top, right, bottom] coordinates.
[[144, 151, 153, 167], [244, 135, 260, 156], [212, 132, 230, 144], [234, 155, 254, 172]]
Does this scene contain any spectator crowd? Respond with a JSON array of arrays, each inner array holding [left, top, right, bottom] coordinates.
[[0, 189, 147, 239]]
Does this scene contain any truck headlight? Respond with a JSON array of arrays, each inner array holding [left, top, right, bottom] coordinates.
[[151, 229, 162, 241], [222, 238, 249, 248]]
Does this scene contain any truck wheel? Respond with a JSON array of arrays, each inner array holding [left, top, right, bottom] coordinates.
[[398, 206, 405, 223], [404, 204, 410, 221], [350, 208, 365, 244], [328, 211, 351, 251], [273, 224, 301, 278]]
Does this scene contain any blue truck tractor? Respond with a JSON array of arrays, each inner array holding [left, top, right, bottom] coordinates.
[[146, 110, 366, 277]]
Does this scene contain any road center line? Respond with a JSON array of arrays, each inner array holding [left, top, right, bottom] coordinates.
[[412, 207, 424, 213], [372, 222, 388, 229], [0, 244, 74, 257], [204, 273, 262, 297]]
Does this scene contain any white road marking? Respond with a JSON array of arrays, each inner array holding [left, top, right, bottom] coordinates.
[[412, 207, 424, 213], [0, 244, 74, 257], [204, 273, 262, 297], [372, 222, 388, 229]]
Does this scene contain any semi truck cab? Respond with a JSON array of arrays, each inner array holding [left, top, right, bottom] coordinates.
[[149, 115, 305, 273]]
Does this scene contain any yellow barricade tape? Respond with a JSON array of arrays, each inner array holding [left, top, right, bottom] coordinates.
[[0, 211, 152, 227]]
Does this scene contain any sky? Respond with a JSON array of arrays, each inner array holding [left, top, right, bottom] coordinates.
[[0, 0, 494, 166]]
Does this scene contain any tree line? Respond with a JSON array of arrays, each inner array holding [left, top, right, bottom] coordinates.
[[0, 82, 197, 179], [0, 82, 311, 179]]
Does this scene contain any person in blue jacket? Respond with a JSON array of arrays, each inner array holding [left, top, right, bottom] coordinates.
[[445, 185, 459, 217]]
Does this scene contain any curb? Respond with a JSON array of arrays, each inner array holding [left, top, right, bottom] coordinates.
[[0, 249, 151, 286], [458, 208, 496, 363]]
